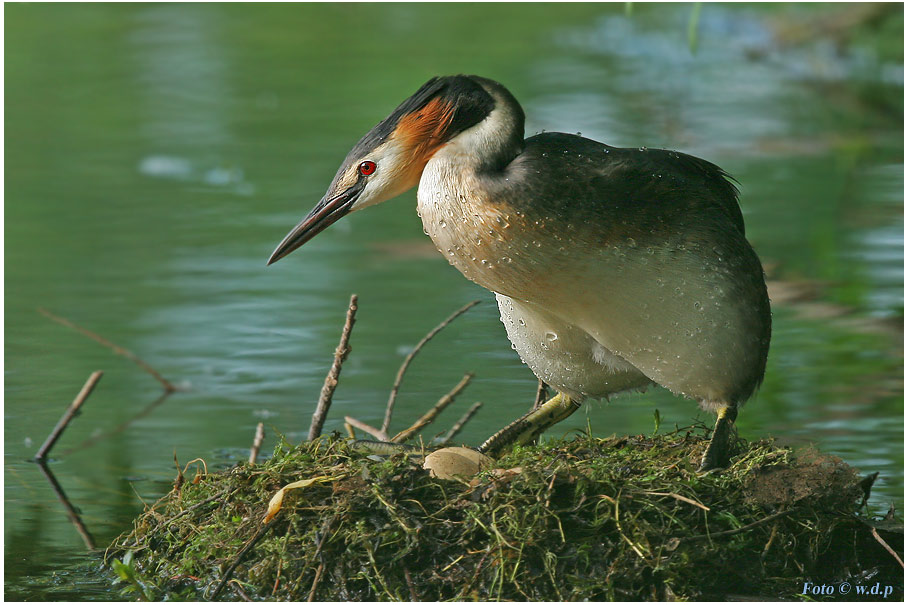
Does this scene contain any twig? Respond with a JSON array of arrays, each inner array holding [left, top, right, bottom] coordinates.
[[525, 380, 550, 445], [532, 379, 548, 411], [249, 423, 265, 464], [307, 515, 338, 601], [687, 509, 792, 541], [163, 488, 232, 527], [436, 401, 483, 446], [871, 527, 904, 568], [307, 563, 324, 602], [458, 549, 490, 599], [172, 452, 185, 492], [230, 580, 253, 601], [761, 522, 779, 561], [35, 371, 104, 461], [344, 416, 389, 441], [211, 519, 277, 599], [382, 299, 481, 434], [643, 491, 711, 511], [271, 558, 283, 597], [391, 373, 474, 443], [403, 564, 419, 601], [309, 294, 358, 441], [38, 308, 179, 392], [36, 461, 96, 550], [343, 422, 356, 439]]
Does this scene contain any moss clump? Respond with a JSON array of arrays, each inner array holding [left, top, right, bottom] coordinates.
[[108, 429, 902, 601]]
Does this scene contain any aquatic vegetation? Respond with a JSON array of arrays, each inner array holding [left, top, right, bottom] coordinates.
[[108, 429, 902, 600]]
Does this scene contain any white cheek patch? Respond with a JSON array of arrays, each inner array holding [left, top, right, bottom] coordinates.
[[349, 142, 420, 212]]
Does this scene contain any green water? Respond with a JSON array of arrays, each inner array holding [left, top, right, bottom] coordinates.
[[5, 3, 903, 599]]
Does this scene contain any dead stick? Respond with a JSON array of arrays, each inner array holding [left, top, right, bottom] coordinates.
[[308, 294, 358, 441], [382, 300, 480, 435], [35, 371, 104, 461], [230, 580, 253, 602], [532, 380, 548, 411], [344, 416, 388, 441], [249, 422, 265, 464], [271, 558, 283, 597], [211, 519, 277, 599], [38, 308, 179, 392], [307, 562, 325, 602], [163, 488, 232, 527], [687, 509, 792, 541], [871, 527, 904, 568], [437, 401, 483, 446], [307, 515, 338, 601], [760, 521, 779, 560], [643, 491, 710, 511], [391, 372, 473, 443], [526, 380, 550, 446], [460, 549, 491, 598], [403, 564, 419, 601]]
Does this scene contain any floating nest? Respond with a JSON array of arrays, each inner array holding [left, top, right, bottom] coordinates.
[[107, 429, 902, 601]]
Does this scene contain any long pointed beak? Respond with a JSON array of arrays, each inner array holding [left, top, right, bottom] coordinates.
[[267, 180, 365, 265]]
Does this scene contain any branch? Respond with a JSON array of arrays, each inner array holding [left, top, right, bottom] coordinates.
[[871, 527, 904, 568], [643, 491, 710, 511], [532, 379, 548, 411], [162, 488, 233, 528], [306, 515, 338, 601], [382, 300, 480, 434], [308, 294, 358, 441], [391, 373, 473, 444], [249, 422, 265, 464], [687, 509, 792, 541], [38, 307, 181, 392], [343, 416, 388, 442], [35, 371, 104, 461], [435, 401, 483, 446], [38, 308, 180, 392], [211, 520, 277, 599]]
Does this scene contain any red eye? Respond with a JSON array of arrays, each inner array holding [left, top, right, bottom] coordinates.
[[359, 161, 376, 176]]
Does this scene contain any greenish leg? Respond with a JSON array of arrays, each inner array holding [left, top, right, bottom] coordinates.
[[698, 404, 739, 471], [478, 393, 581, 458]]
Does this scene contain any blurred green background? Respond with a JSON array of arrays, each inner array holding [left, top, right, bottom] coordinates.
[[4, 2, 903, 599]]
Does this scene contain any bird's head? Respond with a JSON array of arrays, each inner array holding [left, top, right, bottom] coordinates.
[[267, 75, 522, 265]]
